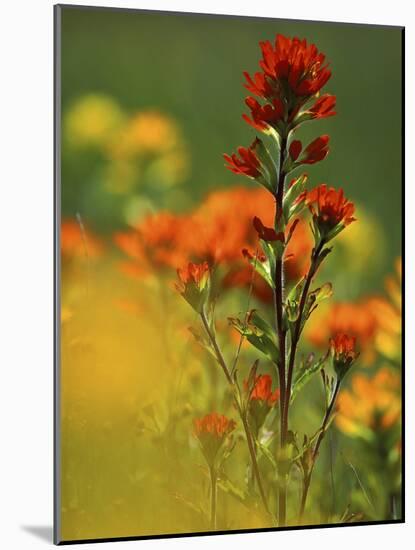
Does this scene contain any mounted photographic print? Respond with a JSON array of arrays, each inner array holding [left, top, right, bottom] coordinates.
[[54, 4, 404, 544]]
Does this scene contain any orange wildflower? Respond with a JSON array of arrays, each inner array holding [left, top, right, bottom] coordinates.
[[244, 374, 279, 433], [305, 184, 355, 240], [330, 333, 359, 379], [193, 413, 236, 465], [247, 374, 280, 406], [114, 211, 189, 276], [176, 261, 210, 313], [336, 368, 401, 438], [307, 301, 378, 365], [61, 219, 103, 261]]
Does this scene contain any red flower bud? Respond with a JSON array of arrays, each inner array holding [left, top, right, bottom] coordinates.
[[289, 140, 302, 161], [302, 135, 330, 164]]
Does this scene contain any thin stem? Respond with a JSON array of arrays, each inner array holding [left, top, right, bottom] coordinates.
[[200, 310, 271, 518], [209, 465, 217, 530], [201, 311, 232, 385], [283, 240, 325, 437], [299, 379, 340, 521], [274, 134, 288, 527]]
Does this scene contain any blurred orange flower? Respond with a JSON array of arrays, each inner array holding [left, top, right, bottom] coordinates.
[[114, 211, 189, 277], [336, 368, 401, 438], [115, 186, 313, 302], [61, 219, 104, 261], [307, 300, 378, 365]]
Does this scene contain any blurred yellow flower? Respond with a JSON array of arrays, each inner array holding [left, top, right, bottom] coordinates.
[[64, 94, 124, 148], [369, 258, 402, 363], [336, 367, 401, 439], [335, 206, 385, 273], [110, 111, 181, 157]]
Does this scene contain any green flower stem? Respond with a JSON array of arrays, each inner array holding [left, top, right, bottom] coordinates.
[[299, 378, 341, 522], [283, 239, 326, 440], [274, 134, 288, 527], [200, 310, 271, 519], [209, 465, 218, 530]]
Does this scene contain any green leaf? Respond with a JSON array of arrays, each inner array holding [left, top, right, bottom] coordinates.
[[283, 173, 308, 221], [228, 312, 279, 364], [301, 282, 333, 330], [257, 441, 278, 470], [254, 138, 278, 193], [245, 252, 275, 289], [291, 354, 328, 403], [217, 475, 249, 506]]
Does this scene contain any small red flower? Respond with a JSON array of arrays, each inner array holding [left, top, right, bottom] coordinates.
[[193, 413, 236, 465], [177, 261, 209, 288], [248, 374, 280, 406], [309, 94, 336, 119], [242, 96, 284, 131], [176, 261, 210, 312], [258, 35, 331, 97], [253, 216, 284, 242], [244, 374, 279, 432], [306, 184, 356, 235], [224, 139, 261, 178], [330, 333, 359, 378]]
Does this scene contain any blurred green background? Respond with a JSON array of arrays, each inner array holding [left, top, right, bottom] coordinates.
[[61, 6, 402, 293]]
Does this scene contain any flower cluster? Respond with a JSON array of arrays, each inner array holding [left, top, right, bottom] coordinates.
[[242, 35, 336, 134]]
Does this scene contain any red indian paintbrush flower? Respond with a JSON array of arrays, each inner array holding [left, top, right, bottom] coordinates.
[[224, 139, 261, 178], [244, 374, 279, 433], [305, 184, 356, 241], [176, 261, 210, 313], [289, 135, 330, 165], [258, 35, 331, 97], [330, 333, 359, 379], [248, 374, 280, 406], [193, 413, 236, 465], [242, 96, 284, 132]]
